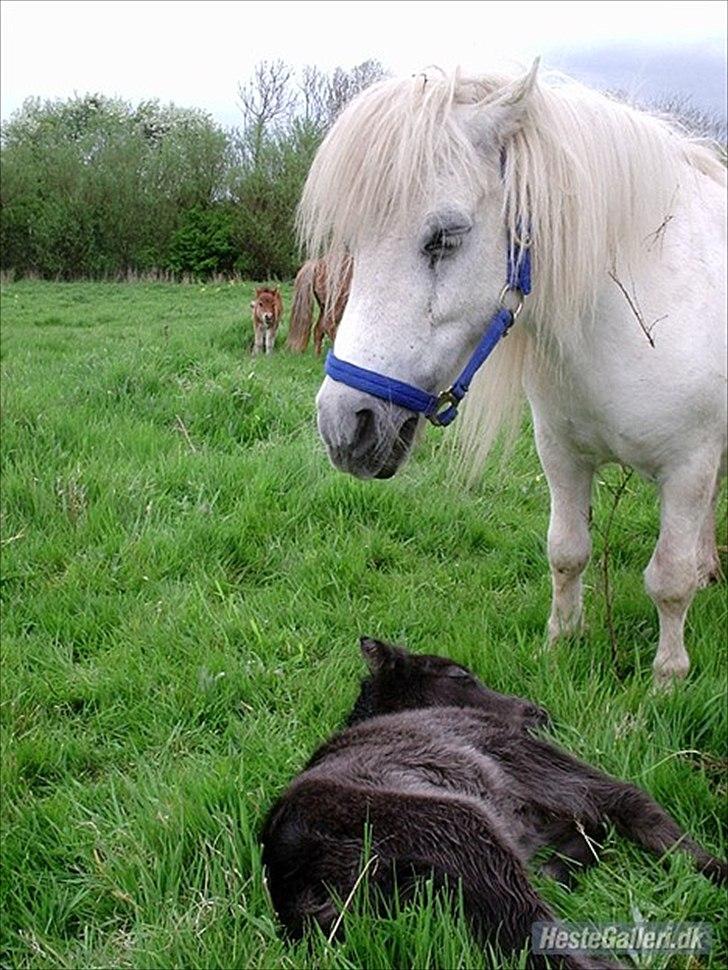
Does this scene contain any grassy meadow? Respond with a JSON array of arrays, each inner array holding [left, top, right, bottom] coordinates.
[[1, 279, 726, 969]]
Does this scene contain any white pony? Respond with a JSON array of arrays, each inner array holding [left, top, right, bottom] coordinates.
[[301, 63, 727, 686]]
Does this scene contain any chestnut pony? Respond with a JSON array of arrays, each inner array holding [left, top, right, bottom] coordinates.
[[250, 286, 283, 355], [287, 256, 353, 355]]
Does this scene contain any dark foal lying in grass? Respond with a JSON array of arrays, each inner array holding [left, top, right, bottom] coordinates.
[[261, 639, 726, 969]]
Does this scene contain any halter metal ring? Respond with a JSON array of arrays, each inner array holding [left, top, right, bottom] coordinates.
[[499, 284, 525, 320], [427, 388, 458, 427]]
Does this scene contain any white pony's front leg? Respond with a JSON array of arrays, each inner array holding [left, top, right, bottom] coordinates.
[[697, 475, 723, 587], [534, 422, 595, 642], [646, 454, 721, 686], [265, 327, 276, 355]]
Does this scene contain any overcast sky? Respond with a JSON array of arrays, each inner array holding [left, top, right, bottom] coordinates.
[[1, 0, 725, 126]]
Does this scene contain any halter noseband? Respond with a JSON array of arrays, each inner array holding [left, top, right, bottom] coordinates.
[[324, 230, 532, 427]]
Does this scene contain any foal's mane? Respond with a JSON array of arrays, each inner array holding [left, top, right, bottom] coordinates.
[[298, 66, 725, 472]]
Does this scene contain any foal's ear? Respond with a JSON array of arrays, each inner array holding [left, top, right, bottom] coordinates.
[[360, 637, 398, 672], [471, 57, 539, 147]]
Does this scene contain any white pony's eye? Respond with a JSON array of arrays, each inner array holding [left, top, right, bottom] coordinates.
[[423, 229, 464, 258], [423, 229, 463, 256]]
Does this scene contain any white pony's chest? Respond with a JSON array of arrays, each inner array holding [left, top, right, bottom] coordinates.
[[522, 195, 727, 478]]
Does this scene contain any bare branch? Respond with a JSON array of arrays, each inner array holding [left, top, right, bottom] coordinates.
[[608, 270, 666, 347], [644, 213, 674, 251], [237, 60, 295, 128], [298, 65, 329, 129], [324, 60, 387, 127], [237, 60, 296, 164]]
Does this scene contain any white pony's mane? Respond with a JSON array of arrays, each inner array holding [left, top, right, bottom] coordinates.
[[298, 66, 725, 472]]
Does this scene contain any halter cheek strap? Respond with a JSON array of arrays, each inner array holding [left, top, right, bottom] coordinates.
[[324, 231, 532, 427]]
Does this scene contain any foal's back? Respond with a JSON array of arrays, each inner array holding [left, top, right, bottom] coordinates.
[[262, 706, 541, 949], [302, 707, 526, 819]]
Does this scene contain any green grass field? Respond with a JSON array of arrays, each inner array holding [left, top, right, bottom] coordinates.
[[1, 280, 726, 969]]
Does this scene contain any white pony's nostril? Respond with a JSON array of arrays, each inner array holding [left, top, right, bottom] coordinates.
[[352, 408, 377, 455], [316, 381, 418, 478]]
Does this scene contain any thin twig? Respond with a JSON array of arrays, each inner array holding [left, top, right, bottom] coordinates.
[[574, 818, 603, 863], [644, 213, 674, 251], [608, 271, 666, 348], [326, 853, 379, 944], [174, 414, 197, 453]]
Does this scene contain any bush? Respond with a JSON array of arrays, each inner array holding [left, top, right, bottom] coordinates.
[[1, 94, 229, 278], [166, 208, 236, 278]]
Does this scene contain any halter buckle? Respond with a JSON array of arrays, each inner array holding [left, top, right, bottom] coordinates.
[[427, 388, 459, 427]]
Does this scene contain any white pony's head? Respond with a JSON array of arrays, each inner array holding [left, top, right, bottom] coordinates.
[[302, 64, 539, 478], [300, 62, 720, 478]]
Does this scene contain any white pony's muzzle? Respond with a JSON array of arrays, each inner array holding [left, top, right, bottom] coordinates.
[[316, 377, 420, 479]]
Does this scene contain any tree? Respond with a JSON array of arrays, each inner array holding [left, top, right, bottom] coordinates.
[[324, 59, 386, 126], [1, 94, 228, 276], [237, 60, 296, 166], [0, 59, 390, 279]]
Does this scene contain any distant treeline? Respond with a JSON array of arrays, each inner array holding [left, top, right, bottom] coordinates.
[[1, 62, 724, 282], [0, 60, 385, 281]]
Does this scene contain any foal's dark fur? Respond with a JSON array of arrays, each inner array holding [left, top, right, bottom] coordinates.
[[262, 640, 725, 968]]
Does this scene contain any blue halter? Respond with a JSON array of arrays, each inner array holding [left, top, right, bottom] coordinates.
[[324, 231, 532, 427]]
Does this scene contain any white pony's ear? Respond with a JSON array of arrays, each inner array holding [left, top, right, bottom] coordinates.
[[469, 58, 539, 148]]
